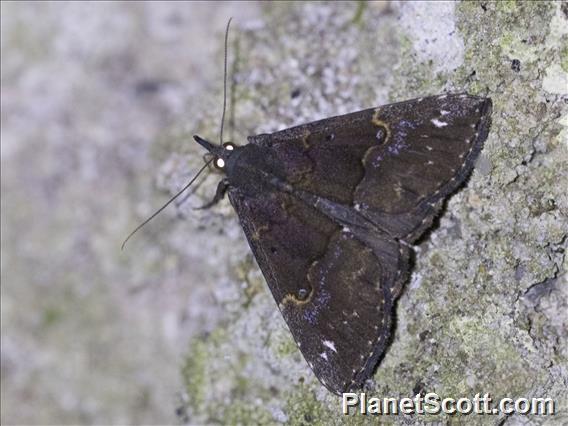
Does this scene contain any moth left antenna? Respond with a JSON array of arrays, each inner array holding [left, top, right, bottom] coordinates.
[[219, 17, 232, 145], [121, 160, 212, 250]]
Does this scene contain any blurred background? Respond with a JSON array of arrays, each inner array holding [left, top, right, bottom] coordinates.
[[1, 2, 261, 424]]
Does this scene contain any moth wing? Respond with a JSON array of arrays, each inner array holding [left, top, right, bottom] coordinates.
[[227, 189, 397, 394], [248, 94, 492, 241]]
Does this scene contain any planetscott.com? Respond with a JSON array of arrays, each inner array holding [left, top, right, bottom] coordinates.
[[342, 393, 556, 416]]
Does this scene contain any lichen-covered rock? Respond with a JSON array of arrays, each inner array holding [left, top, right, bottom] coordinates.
[[3, 1, 564, 424], [177, 2, 567, 424]]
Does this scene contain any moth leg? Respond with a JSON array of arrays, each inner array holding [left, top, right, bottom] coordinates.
[[195, 178, 229, 210]]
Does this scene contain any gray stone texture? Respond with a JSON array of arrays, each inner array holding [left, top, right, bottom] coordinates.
[[2, 1, 566, 425]]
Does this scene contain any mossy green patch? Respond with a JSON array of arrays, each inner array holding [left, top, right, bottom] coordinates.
[[285, 387, 329, 426], [222, 402, 274, 425], [41, 306, 63, 328], [351, 1, 366, 25], [443, 317, 534, 396], [181, 328, 229, 412], [271, 327, 298, 358], [181, 339, 208, 411], [496, 0, 517, 14]]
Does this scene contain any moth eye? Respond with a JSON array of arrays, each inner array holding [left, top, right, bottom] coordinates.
[[223, 142, 235, 151], [215, 158, 226, 169], [325, 133, 335, 141], [270, 246, 278, 254]]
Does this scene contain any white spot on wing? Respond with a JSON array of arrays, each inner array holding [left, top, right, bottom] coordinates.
[[323, 340, 337, 353], [320, 352, 328, 361], [431, 118, 448, 128], [440, 110, 450, 116]]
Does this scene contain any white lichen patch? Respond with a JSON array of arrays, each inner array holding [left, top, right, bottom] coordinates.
[[397, 2, 464, 74], [543, 64, 568, 96]]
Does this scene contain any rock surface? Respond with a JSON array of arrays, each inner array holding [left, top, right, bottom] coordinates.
[[178, 2, 567, 425], [2, 2, 566, 425]]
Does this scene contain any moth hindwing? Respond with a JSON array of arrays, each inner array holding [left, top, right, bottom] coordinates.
[[195, 93, 492, 394]]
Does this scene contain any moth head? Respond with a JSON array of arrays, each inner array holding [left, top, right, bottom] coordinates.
[[193, 135, 236, 171]]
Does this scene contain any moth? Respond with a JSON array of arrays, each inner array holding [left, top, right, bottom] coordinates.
[[121, 19, 493, 394], [193, 93, 492, 394]]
